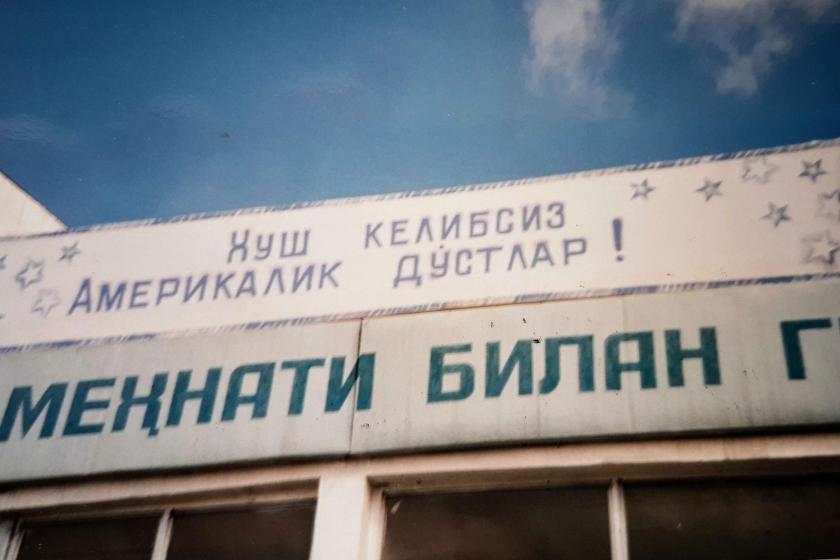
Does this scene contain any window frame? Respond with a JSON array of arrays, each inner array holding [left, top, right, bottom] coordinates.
[[1, 431, 839, 560]]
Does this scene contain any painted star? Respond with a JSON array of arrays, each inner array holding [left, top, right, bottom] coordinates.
[[696, 178, 723, 202], [0, 255, 6, 270], [31, 289, 61, 317], [803, 230, 840, 266], [742, 156, 779, 184], [762, 203, 791, 227], [816, 190, 840, 223], [800, 159, 827, 183], [59, 242, 81, 263], [630, 179, 655, 201], [15, 259, 45, 290]]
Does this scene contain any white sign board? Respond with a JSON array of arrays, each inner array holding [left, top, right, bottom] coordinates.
[[1, 282, 838, 482], [353, 281, 840, 453], [0, 321, 360, 481], [0, 140, 838, 349]]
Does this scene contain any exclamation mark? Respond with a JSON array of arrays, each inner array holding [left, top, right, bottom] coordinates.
[[612, 218, 624, 262]]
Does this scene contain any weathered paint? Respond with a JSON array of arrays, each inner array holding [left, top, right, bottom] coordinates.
[[1, 282, 839, 482], [1, 139, 839, 350], [352, 281, 840, 453], [0, 321, 360, 482]]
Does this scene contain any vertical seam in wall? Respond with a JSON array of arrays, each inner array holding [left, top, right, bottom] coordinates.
[[347, 318, 365, 459]]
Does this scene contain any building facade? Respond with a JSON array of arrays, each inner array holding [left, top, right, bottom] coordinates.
[[1, 140, 839, 559]]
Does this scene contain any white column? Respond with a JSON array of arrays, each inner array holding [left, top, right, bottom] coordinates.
[[150, 509, 173, 560], [0, 520, 20, 560], [0, 521, 11, 560], [363, 487, 386, 560], [309, 472, 385, 560], [608, 479, 629, 560]]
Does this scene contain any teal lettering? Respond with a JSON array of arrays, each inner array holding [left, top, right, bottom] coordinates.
[[167, 368, 221, 426], [486, 340, 533, 397], [281, 358, 325, 415], [428, 345, 474, 402], [325, 354, 375, 412], [63, 379, 115, 436], [665, 328, 721, 387], [605, 332, 656, 390], [112, 374, 168, 436], [781, 318, 833, 380], [221, 363, 274, 421], [542, 336, 594, 393], [0, 384, 67, 441]]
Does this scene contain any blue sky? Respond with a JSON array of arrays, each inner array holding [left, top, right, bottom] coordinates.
[[1, 0, 839, 227]]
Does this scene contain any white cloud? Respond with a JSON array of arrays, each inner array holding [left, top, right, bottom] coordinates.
[[674, 0, 833, 96], [525, 0, 629, 115], [0, 114, 80, 147]]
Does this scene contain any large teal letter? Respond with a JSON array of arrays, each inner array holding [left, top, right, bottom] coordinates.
[[665, 328, 720, 387], [485, 341, 533, 397], [166, 368, 221, 426], [63, 379, 115, 436], [282, 358, 325, 415], [113, 373, 168, 436], [542, 336, 594, 393], [0, 384, 67, 441], [325, 354, 375, 412], [221, 363, 274, 421], [605, 332, 656, 390], [781, 318, 832, 380], [428, 345, 474, 403]]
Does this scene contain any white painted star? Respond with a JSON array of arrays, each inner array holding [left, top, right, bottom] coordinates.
[[15, 259, 45, 290], [742, 156, 779, 184], [696, 178, 723, 202], [800, 159, 827, 183], [59, 242, 81, 263], [816, 190, 840, 223], [762, 203, 791, 227], [630, 179, 655, 201], [803, 231, 840, 265], [31, 289, 61, 317]]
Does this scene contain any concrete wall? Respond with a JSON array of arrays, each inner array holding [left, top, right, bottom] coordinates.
[[0, 171, 64, 237]]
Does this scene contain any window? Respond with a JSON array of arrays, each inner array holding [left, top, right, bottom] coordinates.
[[167, 504, 315, 560], [381, 485, 611, 560], [4, 439, 838, 560], [12, 503, 316, 560], [626, 476, 840, 560], [16, 515, 158, 560]]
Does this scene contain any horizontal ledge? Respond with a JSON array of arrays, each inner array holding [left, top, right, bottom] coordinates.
[[2, 431, 839, 514]]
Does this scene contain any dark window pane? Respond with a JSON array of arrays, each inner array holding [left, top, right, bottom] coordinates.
[[626, 476, 840, 560], [17, 515, 158, 560], [166, 503, 315, 560], [382, 486, 611, 560]]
